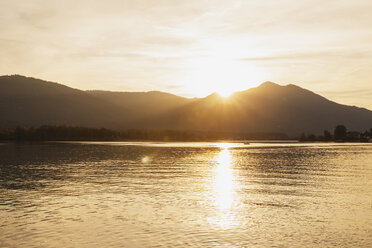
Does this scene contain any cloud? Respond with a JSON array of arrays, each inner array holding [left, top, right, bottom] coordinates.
[[239, 50, 372, 62], [0, 0, 372, 108]]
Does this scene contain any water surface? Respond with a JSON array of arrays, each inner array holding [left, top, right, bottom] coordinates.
[[1, 142, 371, 247]]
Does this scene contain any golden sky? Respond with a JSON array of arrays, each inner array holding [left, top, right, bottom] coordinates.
[[1, 0, 372, 108]]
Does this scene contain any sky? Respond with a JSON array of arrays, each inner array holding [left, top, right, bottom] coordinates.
[[1, 0, 372, 108]]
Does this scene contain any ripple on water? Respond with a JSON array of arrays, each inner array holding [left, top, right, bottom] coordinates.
[[0, 142, 372, 247]]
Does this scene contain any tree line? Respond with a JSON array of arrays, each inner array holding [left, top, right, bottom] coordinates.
[[0, 125, 289, 142], [299, 125, 372, 142], [1, 125, 371, 142]]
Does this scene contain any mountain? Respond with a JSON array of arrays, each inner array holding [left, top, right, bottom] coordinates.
[[0, 75, 191, 129], [1, 75, 372, 136], [0, 75, 130, 128], [143, 81, 372, 135], [87, 90, 195, 119]]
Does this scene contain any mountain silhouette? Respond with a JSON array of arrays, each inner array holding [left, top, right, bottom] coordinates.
[[1, 75, 372, 136], [145, 81, 372, 135], [0, 75, 129, 128], [87, 90, 195, 120]]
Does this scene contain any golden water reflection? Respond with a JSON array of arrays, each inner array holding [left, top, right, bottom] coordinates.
[[209, 143, 240, 229], [215, 148, 234, 210]]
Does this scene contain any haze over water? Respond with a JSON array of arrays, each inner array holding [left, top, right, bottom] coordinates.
[[1, 142, 371, 247]]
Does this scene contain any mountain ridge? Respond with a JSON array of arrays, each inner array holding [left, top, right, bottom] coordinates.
[[1, 74, 371, 136]]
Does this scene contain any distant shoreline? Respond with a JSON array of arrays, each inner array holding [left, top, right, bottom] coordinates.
[[1, 140, 372, 145], [1, 125, 371, 143]]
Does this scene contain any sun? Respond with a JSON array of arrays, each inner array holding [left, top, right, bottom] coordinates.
[[216, 89, 233, 98], [178, 54, 266, 98]]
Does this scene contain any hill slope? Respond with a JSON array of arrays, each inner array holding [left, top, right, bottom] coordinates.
[[1, 75, 372, 136], [87, 90, 194, 119], [142, 82, 372, 135], [0, 75, 129, 128]]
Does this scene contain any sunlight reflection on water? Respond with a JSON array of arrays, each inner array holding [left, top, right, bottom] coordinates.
[[209, 144, 240, 229], [215, 148, 234, 210], [1, 142, 372, 247]]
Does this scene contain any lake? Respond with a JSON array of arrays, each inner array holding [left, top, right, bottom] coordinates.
[[0, 142, 371, 247]]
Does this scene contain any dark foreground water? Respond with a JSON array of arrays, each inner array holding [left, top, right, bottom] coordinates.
[[0, 142, 371, 247]]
